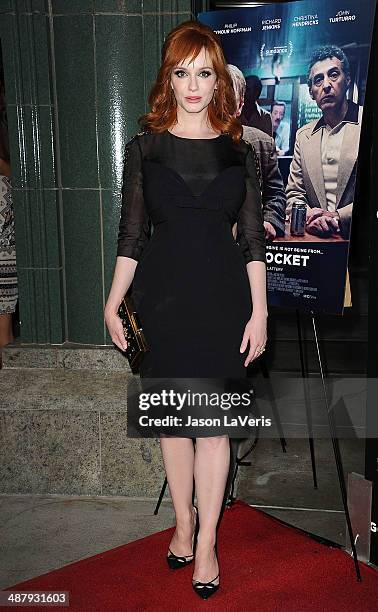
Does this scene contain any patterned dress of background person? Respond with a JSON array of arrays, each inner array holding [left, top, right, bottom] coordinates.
[[0, 80, 17, 345]]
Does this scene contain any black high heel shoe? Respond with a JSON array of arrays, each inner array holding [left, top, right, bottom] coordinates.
[[192, 545, 220, 600], [192, 573, 220, 600], [167, 505, 199, 570]]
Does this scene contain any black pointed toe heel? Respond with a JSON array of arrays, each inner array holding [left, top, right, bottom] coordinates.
[[167, 505, 198, 570], [192, 544, 220, 600], [192, 573, 220, 600]]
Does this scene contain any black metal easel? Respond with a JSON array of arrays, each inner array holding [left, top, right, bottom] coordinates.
[[296, 309, 318, 489], [298, 309, 361, 581]]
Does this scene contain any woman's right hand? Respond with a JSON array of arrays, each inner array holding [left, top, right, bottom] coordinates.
[[104, 309, 128, 352]]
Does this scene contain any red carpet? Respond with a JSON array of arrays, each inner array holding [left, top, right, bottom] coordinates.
[[4, 500, 378, 611]]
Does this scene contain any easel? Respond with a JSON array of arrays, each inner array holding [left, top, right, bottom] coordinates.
[[304, 309, 361, 581]]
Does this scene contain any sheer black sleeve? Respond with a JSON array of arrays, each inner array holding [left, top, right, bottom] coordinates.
[[236, 143, 266, 264], [117, 135, 150, 261]]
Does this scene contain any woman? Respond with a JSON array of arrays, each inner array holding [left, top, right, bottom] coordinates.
[[105, 21, 267, 600], [0, 79, 17, 366]]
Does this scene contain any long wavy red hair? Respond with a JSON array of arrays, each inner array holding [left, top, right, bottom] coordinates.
[[139, 20, 242, 141]]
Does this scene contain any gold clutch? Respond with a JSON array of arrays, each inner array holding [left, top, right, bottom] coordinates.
[[117, 294, 149, 372]]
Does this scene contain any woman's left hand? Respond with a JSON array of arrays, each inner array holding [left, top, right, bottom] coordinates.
[[240, 312, 268, 367]]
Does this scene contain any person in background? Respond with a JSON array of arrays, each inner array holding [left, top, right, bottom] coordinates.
[[0, 79, 17, 368], [239, 75, 273, 137], [228, 65, 286, 240], [271, 101, 290, 156], [286, 45, 361, 239]]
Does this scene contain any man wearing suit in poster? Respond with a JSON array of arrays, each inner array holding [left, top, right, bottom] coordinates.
[[228, 65, 286, 241], [286, 45, 363, 240]]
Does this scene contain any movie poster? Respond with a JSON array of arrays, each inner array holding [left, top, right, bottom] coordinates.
[[199, 0, 376, 314]]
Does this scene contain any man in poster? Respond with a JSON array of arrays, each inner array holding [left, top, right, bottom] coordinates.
[[271, 101, 290, 156], [228, 64, 286, 240], [239, 75, 273, 137], [286, 45, 363, 240]]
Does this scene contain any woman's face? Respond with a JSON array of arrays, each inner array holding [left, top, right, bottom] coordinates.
[[170, 47, 218, 116]]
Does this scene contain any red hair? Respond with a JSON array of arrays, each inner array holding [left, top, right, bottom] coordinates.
[[139, 20, 242, 141]]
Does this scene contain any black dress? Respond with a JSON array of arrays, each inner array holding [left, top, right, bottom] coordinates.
[[117, 130, 266, 436]]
